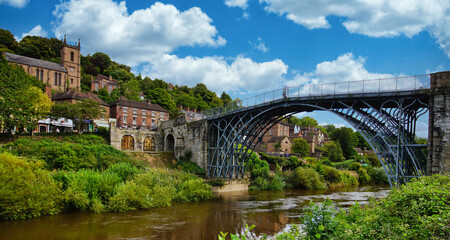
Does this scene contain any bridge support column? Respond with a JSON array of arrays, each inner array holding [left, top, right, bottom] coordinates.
[[428, 71, 450, 175]]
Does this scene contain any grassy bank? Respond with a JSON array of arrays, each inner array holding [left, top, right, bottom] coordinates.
[[0, 135, 212, 220], [247, 153, 388, 191], [219, 174, 450, 240]]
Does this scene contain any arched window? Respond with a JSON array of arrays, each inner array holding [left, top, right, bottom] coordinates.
[[54, 72, 58, 85], [40, 69, 44, 82], [70, 51, 74, 61], [36, 69, 40, 79], [143, 137, 155, 151], [59, 73, 62, 86], [121, 135, 134, 150]]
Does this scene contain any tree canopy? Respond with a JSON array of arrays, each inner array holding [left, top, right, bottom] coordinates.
[[329, 127, 357, 159], [0, 57, 50, 132], [291, 138, 310, 158], [50, 99, 104, 132]]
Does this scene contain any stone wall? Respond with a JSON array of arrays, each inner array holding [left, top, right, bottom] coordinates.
[[160, 118, 209, 170], [110, 120, 163, 152], [428, 71, 450, 175]]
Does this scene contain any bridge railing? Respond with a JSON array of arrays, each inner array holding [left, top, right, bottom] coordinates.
[[203, 75, 430, 118]]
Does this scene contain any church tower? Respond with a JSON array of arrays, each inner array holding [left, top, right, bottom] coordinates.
[[60, 36, 81, 91]]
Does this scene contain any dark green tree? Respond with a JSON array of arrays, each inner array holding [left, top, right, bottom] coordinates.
[[322, 141, 345, 162], [17, 36, 62, 62], [330, 127, 357, 159], [0, 28, 18, 52], [292, 138, 310, 158], [90, 52, 111, 74], [122, 79, 141, 102], [354, 131, 371, 150], [147, 88, 178, 118], [220, 91, 232, 105]]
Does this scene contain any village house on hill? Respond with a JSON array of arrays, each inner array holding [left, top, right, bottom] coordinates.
[[110, 96, 169, 130], [4, 36, 81, 91], [91, 74, 118, 93]]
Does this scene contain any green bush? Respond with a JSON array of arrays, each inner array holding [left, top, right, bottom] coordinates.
[[339, 171, 359, 186], [332, 159, 356, 170], [320, 165, 341, 183], [291, 167, 325, 190], [0, 153, 63, 220], [357, 168, 371, 184], [176, 178, 212, 202], [105, 162, 141, 181], [348, 162, 361, 171], [333, 175, 450, 239], [303, 199, 340, 240], [367, 167, 389, 184]]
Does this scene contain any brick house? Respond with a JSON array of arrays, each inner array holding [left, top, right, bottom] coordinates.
[[110, 96, 169, 130], [266, 136, 292, 154], [91, 74, 118, 93], [4, 37, 81, 91]]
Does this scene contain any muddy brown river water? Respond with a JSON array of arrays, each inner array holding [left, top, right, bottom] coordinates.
[[0, 185, 389, 240]]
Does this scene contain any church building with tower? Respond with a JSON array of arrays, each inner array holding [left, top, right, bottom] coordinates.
[[4, 36, 81, 91]]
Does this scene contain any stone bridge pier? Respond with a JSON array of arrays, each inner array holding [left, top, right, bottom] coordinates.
[[160, 118, 209, 170], [428, 71, 450, 175]]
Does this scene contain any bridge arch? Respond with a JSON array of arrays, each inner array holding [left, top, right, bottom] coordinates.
[[165, 134, 175, 151], [206, 76, 430, 187]]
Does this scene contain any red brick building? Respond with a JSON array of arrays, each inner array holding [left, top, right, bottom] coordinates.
[[91, 74, 118, 93], [110, 96, 169, 130]]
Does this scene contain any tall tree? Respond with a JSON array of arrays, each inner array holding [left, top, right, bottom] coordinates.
[[147, 88, 178, 118], [220, 91, 232, 105], [0, 28, 18, 52], [122, 79, 141, 102], [322, 141, 345, 162], [291, 138, 310, 158], [354, 131, 371, 150], [330, 127, 357, 159], [0, 57, 48, 132]]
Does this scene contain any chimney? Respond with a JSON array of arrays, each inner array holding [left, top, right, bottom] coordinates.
[[45, 85, 52, 99]]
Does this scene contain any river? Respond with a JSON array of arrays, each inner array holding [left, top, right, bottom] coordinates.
[[0, 185, 389, 240]]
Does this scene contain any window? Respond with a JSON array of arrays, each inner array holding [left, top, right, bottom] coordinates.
[[270, 130, 273, 135], [151, 111, 155, 116], [109, 85, 112, 92], [142, 117, 146, 125], [36, 69, 40, 79], [133, 117, 137, 125], [40, 69, 43, 81], [95, 83, 99, 91], [142, 110, 146, 116], [54, 72, 58, 85], [123, 114, 127, 123], [59, 73, 62, 86], [70, 78, 73, 84], [102, 82, 105, 88], [123, 107, 128, 113], [133, 108, 137, 114], [70, 51, 74, 61]]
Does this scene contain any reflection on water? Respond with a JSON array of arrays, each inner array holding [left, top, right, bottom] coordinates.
[[0, 185, 389, 240]]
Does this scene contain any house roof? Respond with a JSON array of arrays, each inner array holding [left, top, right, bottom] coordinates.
[[93, 74, 118, 84], [268, 136, 290, 143], [302, 135, 316, 142], [110, 96, 168, 112], [52, 90, 108, 106], [4, 52, 67, 73]]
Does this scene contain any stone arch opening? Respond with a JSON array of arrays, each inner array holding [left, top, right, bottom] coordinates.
[[166, 134, 175, 151], [121, 135, 134, 150], [143, 136, 155, 151]]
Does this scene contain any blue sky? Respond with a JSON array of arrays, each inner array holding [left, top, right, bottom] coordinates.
[[1, 0, 449, 137]]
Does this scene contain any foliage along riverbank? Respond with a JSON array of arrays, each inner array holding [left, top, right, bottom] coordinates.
[[219, 174, 450, 240], [0, 135, 211, 220], [246, 152, 388, 192]]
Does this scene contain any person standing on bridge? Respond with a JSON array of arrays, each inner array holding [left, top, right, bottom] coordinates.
[[283, 87, 288, 99]]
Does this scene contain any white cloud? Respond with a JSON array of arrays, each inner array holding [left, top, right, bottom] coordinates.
[[260, 0, 450, 57], [53, 0, 226, 66], [225, 0, 249, 9], [286, 53, 394, 86], [142, 54, 288, 93], [0, 0, 28, 8], [15, 25, 48, 41], [250, 37, 269, 53]]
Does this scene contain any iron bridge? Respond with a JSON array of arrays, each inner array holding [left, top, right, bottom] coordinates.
[[203, 75, 430, 187]]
